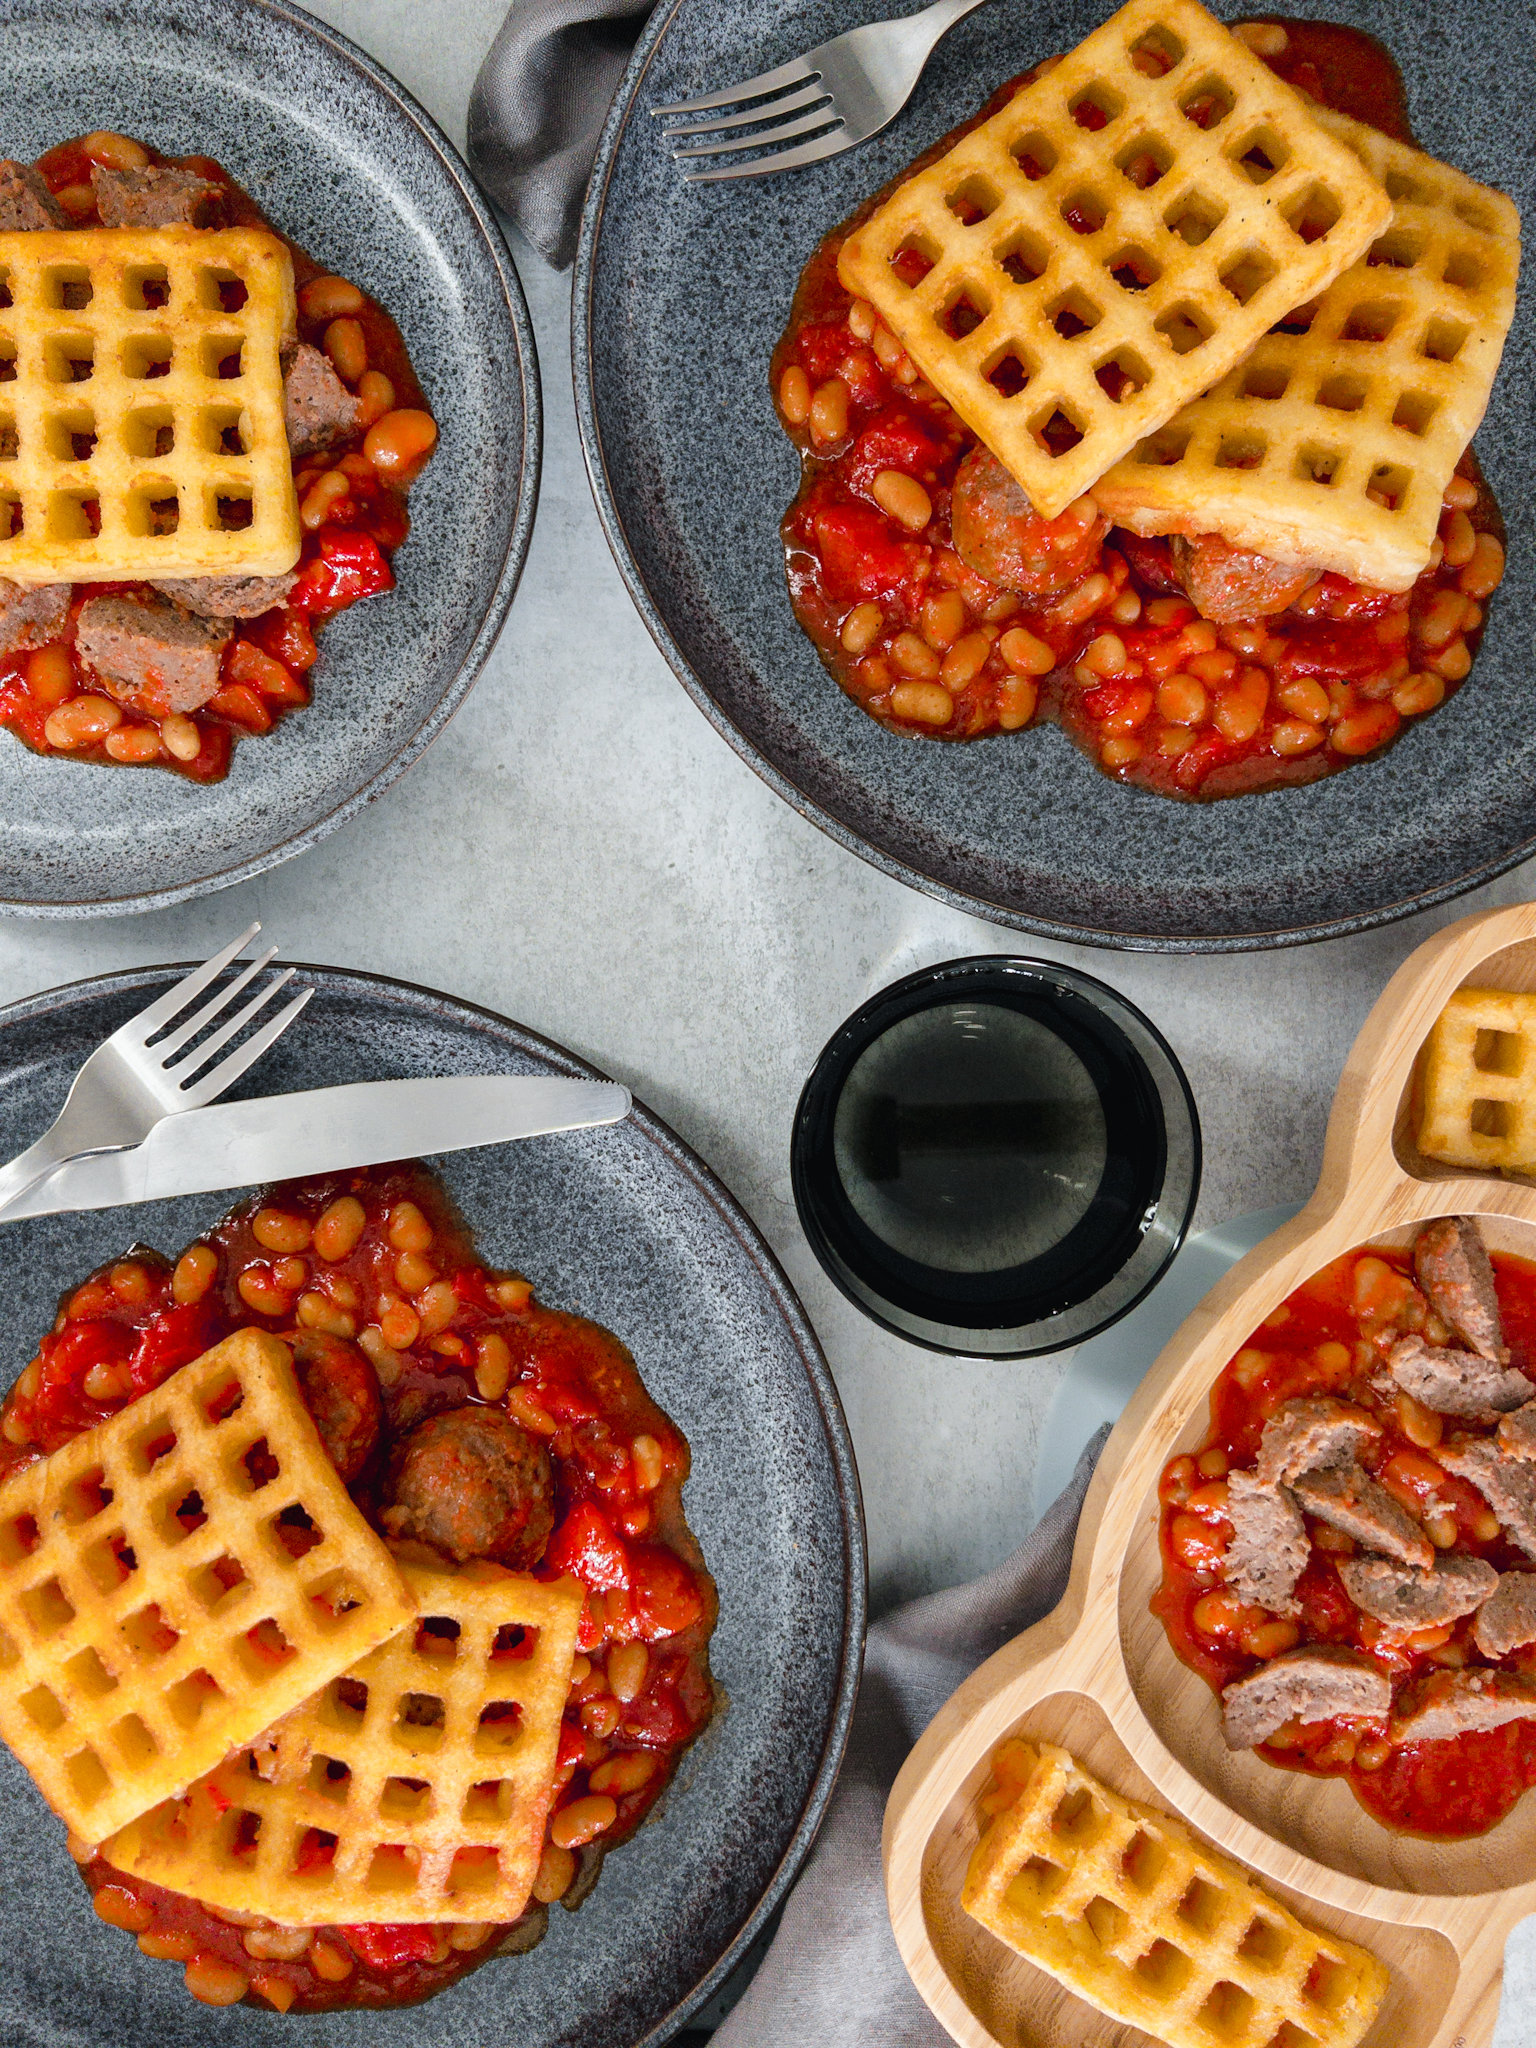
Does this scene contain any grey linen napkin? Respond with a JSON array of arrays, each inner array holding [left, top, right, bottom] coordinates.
[[468, 0, 655, 267], [713, 1424, 1111, 2046]]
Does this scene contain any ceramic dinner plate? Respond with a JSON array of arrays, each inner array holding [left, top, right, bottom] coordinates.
[[0, 964, 864, 2048], [575, 0, 1534, 951], [0, 0, 539, 918]]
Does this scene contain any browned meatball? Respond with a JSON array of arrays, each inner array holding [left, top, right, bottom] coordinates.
[[289, 1331, 383, 1485], [381, 1405, 554, 1568], [950, 444, 1106, 600], [1168, 533, 1318, 622]]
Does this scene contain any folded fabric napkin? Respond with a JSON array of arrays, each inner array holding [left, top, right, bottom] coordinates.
[[713, 1425, 1111, 2046], [468, 0, 656, 267]]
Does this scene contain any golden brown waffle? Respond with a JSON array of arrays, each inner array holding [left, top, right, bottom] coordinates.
[[0, 1329, 414, 1846], [835, 0, 1390, 519], [1417, 987, 1536, 1175], [1093, 111, 1520, 587], [962, 1737, 1388, 2048], [0, 225, 300, 583], [103, 1558, 584, 1925]]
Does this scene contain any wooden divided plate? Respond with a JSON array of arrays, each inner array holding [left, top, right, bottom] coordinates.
[[884, 898, 1536, 2046]]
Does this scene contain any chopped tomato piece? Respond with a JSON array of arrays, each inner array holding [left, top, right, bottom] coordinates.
[[545, 1502, 629, 1594], [288, 530, 395, 615]]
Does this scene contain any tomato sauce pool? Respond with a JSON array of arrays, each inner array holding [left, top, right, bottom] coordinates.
[[770, 23, 1509, 801]]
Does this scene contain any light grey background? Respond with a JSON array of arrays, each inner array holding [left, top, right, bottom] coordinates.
[[1, 0, 1532, 2032]]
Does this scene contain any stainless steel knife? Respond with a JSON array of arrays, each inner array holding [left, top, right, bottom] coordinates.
[[0, 1076, 631, 1221]]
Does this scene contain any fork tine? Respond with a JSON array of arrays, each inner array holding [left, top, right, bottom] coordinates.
[[126, 922, 263, 1035], [661, 79, 831, 138], [649, 53, 815, 118], [680, 121, 850, 180], [174, 985, 313, 1108], [166, 966, 298, 1084], [672, 104, 844, 161], [148, 945, 279, 1060]]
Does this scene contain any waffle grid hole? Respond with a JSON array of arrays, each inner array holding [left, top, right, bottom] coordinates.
[[1342, 298, 1404, 343], [1155, 302, 1212, 354], [1128, 25, 1185, 77], [1109, 243, 1161, 291], [1095, 347, 1149, 402], [1317, 373, 1368, 413], [45, 408, 96, 463], [1227, 125, 1290, 184], [1296, 442, 1344, 487], [1135, 1937, 1191, 1999], [1220, 247, 1277, 304], [1083, 1893, 1128, 1948], [1367, 227, 1424, 270], [1047, 285, 1102, 339], [1115, 133, 1174, 189], [21, 1682, 65, 1731], [43, 266, 93, 311], [939, 285, 990, 340], [1176, 1873, 1226, 1936], [166, 1667, 223, 1729], [1135, 421, 1193, 467], [1367, 461, 1412, 511], [1472, 1098, 1512, 1139], [45, 334, 94, 384], [112, 1711, 159, 1767], [197, 266, 249, 314], [994, 229, 1048, 288], [189, 1552, 249, 1613], [0, 1513, 40, 1564], [1030, 401, 1086, 457], [1163, 188, 1226, 247], [122, 335, 171, 381], [120, 1600, 180, 1662], [1474, 1028, 1524, 1075], [381, 1773, 432, 1819], [1197, 1980, 1257, 2041], [1237, 1914, 1290, 1967], [945, 175, 1001, 225], [1216, 430, 1267, 470], [82, 1531, 135, 1594], [1283, 183, 1344, 243], [1060, 186, 1109, 235], [1241, 361, 1289, 400], [1010, 130, 1058, 181], [1069, 81, 1125, 133], [1423, 315, 1471, 362], [888, 232, 938, 288], [126, 484, 180, 538], [125, 405, 175, 460], [1179, 74, 1234, 130], [474, 1700, 524, 1756], [123, 264, 170, 310], [1442, 248, 1484, 291], [19, 1575, 76, 1637]]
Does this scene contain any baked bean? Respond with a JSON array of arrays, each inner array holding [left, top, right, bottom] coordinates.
[[102, 723, 160, 764], [1080, 632, 1127, 677], [475, 1331, 512, 1402], [890, 632, 940, 680], [1270, 719, 1324, 756], [1195, 1447, 1229, 1478], [237, 1268, 292, 1317], [920, 591, 967, 650], [417, 1280, 459, 1336], [82, 1357, 132, 1403], [1099, 734, 1143, 769], [1430, 1640, 1468, 1669], [532, 1842, 577, 1903], [83, 129, 150, 169], [139, 1931, 198, 1962], [1185, 649, 1237, 687], [1276, 676, 1329, 722], [1460, 531, 1505, 599], [55, 181, 95, 220], [1462, 601, 1483, 633], [1473, 1506, 1502, 1543], [872, 469, 932, 531], [808, 378, 849, 448], [1315, 1732, 1357, 1768], [1157, 674, 1208, 726], [1419, 587, 1467, 651], [110, 1261, 151, 1306], [550, 1795, 617, 1849], [1213, 667, 1268, 744], [1186, 1481, 1230, 1519], [841, 602, 883, 654], [377, 1294, 421, 1351], [1442, 509, 1476, 567], [363, 407, 438, 480], [1049, 571, 1111, 626], [997, 674, 1038, 730], [1243, 1617, 1299, 1659], [300, 468, 350, 530], [1099, 684, 1154, 733], [308, 1938, 354, 1982], [1442, 473, 1478, 510], [1192, 1591, 1264, 1636], [253, 1207, 311, 1254], [1426, 1511, 1458, 1549], [295, 1291, 355, 1339], [353, 369, 396, 430], [26, 643, 73, 707], [299, 274, 366, 320], [1426, 637, 1471, 681], [159, 714, 201, 762], [172, 1244, 218, 1306], [183, 1955, 249, 2006], [314, 1196, 365, 1261], [272, 1256, 307, 1292], [999, 626, 1055, 676], [631, 1433, 664, 1493], [45, 695, 121, 747], [607, 1641, 648, 1703], [1332, 704, 1400, 756], [243, 1924, 311, 1961], [324, 317, 367, 385], [1392, 671, 1444, 716], [779, 365, 810, 430], [589, 1750, 656, 1797], [1313, 1340, 1352, 1377], [94, 1885, 153, 1933], [1393, 1392, 1444, 1451], [1108, 587, 1141, 626], [1233, 19, 1288, 52], [871, 323, 905, 370], [1158, 727, 1194, 758], [394, 1251, 437, 1294], [1313, 1524, 1354, 1553], [890, 680, 954, 725], [941, 631, 991, 689], [581, 1694, 622, 1738], [1176, 619, 1217, 656], [387, 1200, 435, 1252], [1171, 1513, 1228, 1570], [507, 1384, 556, 1436]]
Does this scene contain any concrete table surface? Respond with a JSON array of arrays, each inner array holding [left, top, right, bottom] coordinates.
[[1, 0, 1533, 2032]]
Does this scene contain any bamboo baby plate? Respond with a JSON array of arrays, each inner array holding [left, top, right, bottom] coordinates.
[[884, 898, 1536, 2048]]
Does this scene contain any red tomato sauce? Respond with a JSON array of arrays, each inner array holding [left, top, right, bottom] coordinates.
[[0, 133, 434, 784], [1154, 1243, 1536, 1837], [770, 24, 1506, 800], [0, 1163, 716, 2011]]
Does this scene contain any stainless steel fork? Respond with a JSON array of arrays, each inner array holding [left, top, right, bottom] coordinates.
[[653, 0, 994, 181], [0, 923, 312, 1220]]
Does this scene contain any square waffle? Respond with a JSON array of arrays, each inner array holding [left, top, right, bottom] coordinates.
[[963, 1738, 1388, 2048], [1418, 987, 1536, 1175], [1093, 111, 1520, 587], [0, 1329, 414, 1846], [0, 225, 300, 584], [835, 0, 1391, 519], [103, 1558, 584, 1925]]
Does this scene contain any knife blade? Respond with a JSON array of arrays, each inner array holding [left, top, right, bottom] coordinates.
[[0, 1076, 631, 1221]]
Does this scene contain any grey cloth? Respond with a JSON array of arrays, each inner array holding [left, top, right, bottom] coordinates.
[[714, 1425, 1111, 2046], [468, 0, 654, 267]]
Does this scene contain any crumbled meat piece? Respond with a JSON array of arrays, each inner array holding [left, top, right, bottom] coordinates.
[[1224, 1469, 1308, 1616], [1255, 1397, 1380, 1487], [1336, 1551, 1497, 1630], [1288, 1461, 1434, 1568], [0, 579, 70, 656], [1499, 1401, 1536, 1460], [1389, 1332, 1531, 1419], [0, 160, 64, 230], [1221, 1644, 1389, 1750], [1438, 1439, 1536, 1562], [1167, 533, 1319, 623], [949, 444, 1107, 602], [283, 342, 362, 457], [1390, 1668, 1536, 1743], [90, 162, 220, 228], [1473, 1573, 1536, 1658], [75, 594, 231, 716], [381, 1405, 555, 1568], [1415, 1216, 1507, 1362], [150, 572, 297, 619]]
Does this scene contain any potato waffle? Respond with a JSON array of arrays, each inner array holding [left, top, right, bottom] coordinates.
[[962, 1737, 1388, 2048], [1093, 111, 1520, 587], [835, 0, 1390, 519], [0, 1329, 414, 1845], [1417, 987, 1536, 1175], [104, 1558, 584, 1925], [0, 225, 300, 583]]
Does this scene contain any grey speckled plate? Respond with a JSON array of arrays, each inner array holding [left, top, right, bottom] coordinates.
[[0, 0, 539, 919], [0, 966, 864, 2048], [574, 0, 1533, 952]]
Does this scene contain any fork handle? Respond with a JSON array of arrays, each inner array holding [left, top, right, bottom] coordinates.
[[894, 0, 999, 55]]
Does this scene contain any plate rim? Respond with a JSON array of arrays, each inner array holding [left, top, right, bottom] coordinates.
[[571, 0, 1534, 956], [0, 0, 543, 922], [0, 956, 868, 2043]]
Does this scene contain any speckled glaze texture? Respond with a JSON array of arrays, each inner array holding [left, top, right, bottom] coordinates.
[[574, 0, 1534, 951], [0, 967, 864, 2047], [0, 0, 540, 919]]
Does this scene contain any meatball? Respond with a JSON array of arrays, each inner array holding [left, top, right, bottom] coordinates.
[[950, 444, 1107, 600], [381, 1405, 554, 1568], [289, 1331, 382, 1485], [1168, 533, 1318, 622]]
